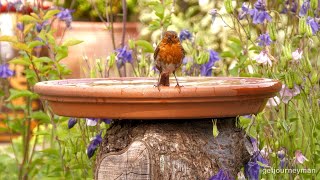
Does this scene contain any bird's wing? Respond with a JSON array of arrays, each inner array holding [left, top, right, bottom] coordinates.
[[154, 44, 160, 60], [154, 44, 161, 71]]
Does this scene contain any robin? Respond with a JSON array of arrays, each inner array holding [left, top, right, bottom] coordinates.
[[154, 31, 185, 91]]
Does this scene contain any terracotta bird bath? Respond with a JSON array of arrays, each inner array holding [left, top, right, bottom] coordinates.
[[34, 77, 281, 179]]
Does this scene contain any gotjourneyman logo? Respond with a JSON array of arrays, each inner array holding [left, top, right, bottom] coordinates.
[[263, 168, 316, 174]]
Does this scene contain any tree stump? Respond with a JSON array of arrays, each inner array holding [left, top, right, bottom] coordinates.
[[95, 118, 251, 180]]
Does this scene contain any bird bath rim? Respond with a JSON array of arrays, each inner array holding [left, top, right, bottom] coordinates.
[[34, 77, 282, 119]]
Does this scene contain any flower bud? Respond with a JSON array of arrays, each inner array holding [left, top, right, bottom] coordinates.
[[304, 86, 310, 95], [128, 39, 135, 49], [294, 73, 303, 85], [277, 121, 282, 130], [306, 24, 314, 37], [68, 118, 77, 129], [303, 57, 312, 73], [311, 71, 318, 85], [224, 0, 234, 14], [108, 53, 116, 68], [283, 44, 292, 61], [275, 140, 279, 149], [268, 22, 277, 41], [285, 73, 294, 89], [311, 0, 318, 10], [299, 18, 307, 35]]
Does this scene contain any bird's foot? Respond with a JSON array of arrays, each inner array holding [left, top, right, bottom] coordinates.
[[175, 84, 183, 93], [154, 84, 161, 91]]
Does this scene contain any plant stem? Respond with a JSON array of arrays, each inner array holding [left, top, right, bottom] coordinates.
[[20, 96, 32, 180]]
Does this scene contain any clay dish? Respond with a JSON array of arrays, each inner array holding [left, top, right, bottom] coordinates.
[[34, 77, 281, 119]]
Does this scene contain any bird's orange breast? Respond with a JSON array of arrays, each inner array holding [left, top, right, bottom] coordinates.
[[158, 43, 184, 65]]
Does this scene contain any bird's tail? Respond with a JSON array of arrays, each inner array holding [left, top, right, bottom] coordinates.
[[159, 73, 170, 86]]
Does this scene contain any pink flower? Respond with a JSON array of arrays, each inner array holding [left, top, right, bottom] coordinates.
[[295, 150, 309, 164], [292, 49, 302, 61], [254, 51, 272, 66], [279, 84, 300, 104]]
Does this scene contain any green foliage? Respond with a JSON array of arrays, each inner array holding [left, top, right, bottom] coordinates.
[[0, 7, 89, 179]]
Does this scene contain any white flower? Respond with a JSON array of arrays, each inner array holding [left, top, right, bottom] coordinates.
[[292, 49, 302, 61], [86, 118, 98, 126], [254, 51, 272, 66], [279, 84, 300, 104], [267, 96, 280, 107]]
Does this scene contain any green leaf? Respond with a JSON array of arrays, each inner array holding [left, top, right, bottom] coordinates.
[[30, 111, 50, 123], [62, 39, 83, 47], [37, 30, 46, 41], [12, 42, 31, 53], [154, 5, 164, 19], [23, 23, 34, 35], [56, 46, 68, 61], [229, 66, 239, 76], [135, 40, 154, 53], [19, 15, 38, 22], [27, 40, 45, 49], [30, 13, 40, 20], [0, 35, 18, 43], [289, 117, 299, 122], [33, 57, 52, 63], [10, 57, 31, 66], [220, 51, 234, 58], [0, 90, 4, 97], [43, 9, 60, 20], [149, 20, 161, 30], [7, 89, 38, 101]]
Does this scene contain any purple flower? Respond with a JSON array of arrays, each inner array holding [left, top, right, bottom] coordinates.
[[68, 118, 77, 129], [101, 119, 112, 124], [279, 84, 300, 104], [179, 30, 192, 41], [0, 64, 14, 78], [35, 21, 49, 33], [299, 0, 310, 17], [200, 50, 220, 76], [209, 9, 218, 24], [13, 0, 23, 11], [254, 0, 266, 11], [244, 160, 260, 180], [116, 46, 133, 68], [295, 150, 309, 164], [257, 33, 272, 46], [307, 17, 319, 35], [238, 1, 272, 24], [87, 133, 102, 158], [57, 8, 74, 28], [244, 137, 269, 180], [277, 149, 287, 169], [16, 22, 24, 31], [239, 3, 250, 20], [209, 169, 234, 180], [250, 9, 272, 24], [281, 0, 298, 14]]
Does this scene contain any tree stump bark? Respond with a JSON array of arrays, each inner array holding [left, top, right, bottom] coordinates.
[[95, 118, 251, 180]]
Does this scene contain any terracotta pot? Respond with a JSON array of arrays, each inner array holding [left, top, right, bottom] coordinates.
[[34, 77, 282, 119], [56, 21, 140, 78]]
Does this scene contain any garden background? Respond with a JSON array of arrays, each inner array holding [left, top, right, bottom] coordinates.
[[0, 0, 319, 179]]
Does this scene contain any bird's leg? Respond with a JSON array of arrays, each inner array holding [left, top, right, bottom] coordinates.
[[154, 72, 162, 91], [173, 71, 183, 92]]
